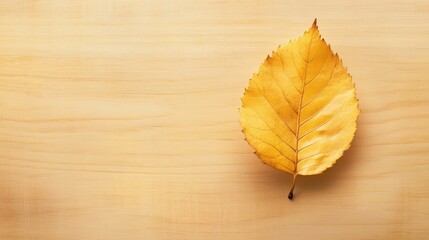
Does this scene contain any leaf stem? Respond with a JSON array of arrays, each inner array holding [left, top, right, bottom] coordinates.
[[288, 174, 297, 200]]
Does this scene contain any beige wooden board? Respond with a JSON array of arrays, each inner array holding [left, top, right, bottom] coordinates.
[[0, 1, 428, 239]]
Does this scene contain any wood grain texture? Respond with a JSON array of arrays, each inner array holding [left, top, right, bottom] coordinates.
[[0, 1, 428, 239]]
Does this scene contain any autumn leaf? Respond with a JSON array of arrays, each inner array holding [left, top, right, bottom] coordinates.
[[240, 19, 359, 200]]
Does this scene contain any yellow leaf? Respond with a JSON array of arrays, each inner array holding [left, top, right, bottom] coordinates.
[[240, 19, 359, 199]]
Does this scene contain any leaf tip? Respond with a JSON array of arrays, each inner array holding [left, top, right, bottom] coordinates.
[[312, 18, 318, 28]]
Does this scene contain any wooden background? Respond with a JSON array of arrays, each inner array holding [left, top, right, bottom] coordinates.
[[0, 1, 428, 239]]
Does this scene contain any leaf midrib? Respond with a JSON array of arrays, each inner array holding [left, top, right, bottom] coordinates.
[[293, 30, 314, 174]]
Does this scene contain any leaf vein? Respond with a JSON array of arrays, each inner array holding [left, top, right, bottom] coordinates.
[[302, 60, 338, 109], [298, 98, 348, 141], [246, 131, 295, 165], [304, 52, 331, 86], [279, 52, 302, 95], [297, 115, 355, 153], [248, 108, 296, 152]]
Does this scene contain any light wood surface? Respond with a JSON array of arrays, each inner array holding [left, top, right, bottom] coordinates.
[[0, 1, 428, 239]]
